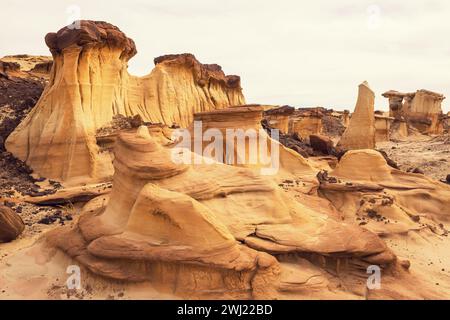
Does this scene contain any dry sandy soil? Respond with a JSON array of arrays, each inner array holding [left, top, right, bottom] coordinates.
[[378, 135, 450, 182]]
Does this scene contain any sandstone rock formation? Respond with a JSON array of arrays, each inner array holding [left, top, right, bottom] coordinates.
[[309, 134, 334, 155], [5, 21, 244, 185], [374, 114, 394, 142], [41, 126, 397, 298], [264, 105, 295, 134], [382, 89, 446, 135], [0, 55, 51, 150], [189, 105, 318, 179], [319, 149, 450, 235], [0, 205, 25, 242], [337, 81, 376, 150], [0, 55, 52, 80], [444, 112, 450, 132], [342, 110, 350, 127], [389, 117, 409, 141], [291, 109, 323, 139]]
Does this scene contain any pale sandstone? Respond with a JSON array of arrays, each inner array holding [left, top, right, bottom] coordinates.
[[337, 81, 376, 150], [320, 149, 450, 235], [382, 89, 445, 135], [36, 127, 397, 298], [5, 21, 244, 185], [190, 105, 318, 180], [374, 114, 394, 143]]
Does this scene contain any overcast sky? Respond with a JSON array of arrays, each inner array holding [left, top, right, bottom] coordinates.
[[1, 0, 449, 112]]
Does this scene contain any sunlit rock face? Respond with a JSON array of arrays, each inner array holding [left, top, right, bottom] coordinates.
[[337, 81, 376, 150], [45, 126, 398, 298], [5, 21, 244, 185]]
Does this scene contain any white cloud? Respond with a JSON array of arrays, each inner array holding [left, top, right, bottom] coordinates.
[[1, 0, 449, 112]]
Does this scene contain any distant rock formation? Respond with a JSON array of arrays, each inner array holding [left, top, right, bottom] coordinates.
[[374, 114, 394, 142], [0, 55, 52, 151], [382, 89, 445, 135], [264, 105, 295, 134], [0, 55, 52, 80], [337, 81, 376, 150], [191, 105, 316, 178], [290, 108, 323, 139], [44, 126, 397, 298], [5, 21, 245, 184]]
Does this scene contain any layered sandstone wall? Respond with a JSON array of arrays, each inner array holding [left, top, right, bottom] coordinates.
[[5, 21, 245, 184], [44, 126, 399, 298]]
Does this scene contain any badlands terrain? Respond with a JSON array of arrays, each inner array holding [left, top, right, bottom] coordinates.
[[0, 21, 449, 300]]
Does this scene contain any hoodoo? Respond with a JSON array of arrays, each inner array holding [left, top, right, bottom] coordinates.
[[382, 89, 445, 135], [5, 21, 244, 184]]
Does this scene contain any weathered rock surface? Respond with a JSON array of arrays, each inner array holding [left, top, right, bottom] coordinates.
[[0, 55, 54, 198], [319, 149, 450, 235], [0, 55, 51, 151], [190, 105, 319, 179], [0, 205, 25, 242], [374, 114, 394, 142], [42, 126, 396, 298], [382, 89, 445, 135], [264, 105, 295, 134], [6, 21, 245, 185], [338, 81, 376, 150]]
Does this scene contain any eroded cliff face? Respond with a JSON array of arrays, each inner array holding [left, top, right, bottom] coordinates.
[[5, 21, 244, 184]]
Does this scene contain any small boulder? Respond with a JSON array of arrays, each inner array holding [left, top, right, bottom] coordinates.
[[0, 206, 25, 242], [309, 134, 333, 155]]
